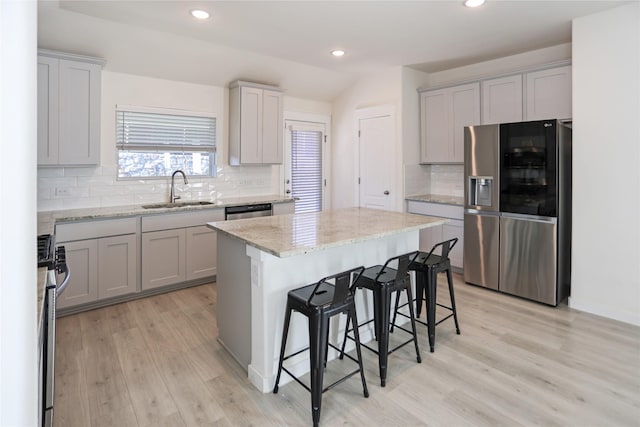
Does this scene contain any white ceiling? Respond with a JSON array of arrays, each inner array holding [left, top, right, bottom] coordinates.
[[38, 0, 629, 101]]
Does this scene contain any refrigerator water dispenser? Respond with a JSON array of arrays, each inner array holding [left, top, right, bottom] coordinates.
[[469, 176, 493, 207]]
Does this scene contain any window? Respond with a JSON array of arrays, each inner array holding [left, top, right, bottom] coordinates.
[[116, 107, 216, 179]]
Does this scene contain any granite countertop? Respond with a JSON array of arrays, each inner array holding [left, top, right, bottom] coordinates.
[[208, 207, 448, 258], [406, 194, 464, 206], [35, 194, 294, 323], [37, 195, 295, 232]]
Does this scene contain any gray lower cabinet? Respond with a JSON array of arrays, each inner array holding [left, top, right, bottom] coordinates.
[[56, 239, 98, 309], [56, 233, 137, 310], [272, 201, 295, 215], [407, 200, 464, 270], [141, 209, 224, 291], [186, 226, 217, 281], [141, 228, 186, 290]]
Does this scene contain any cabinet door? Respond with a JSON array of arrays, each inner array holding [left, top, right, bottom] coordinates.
[[185, 226, 217, 281], [442, 220, 464, 269], [98, 234, 138, 299], [419, 225, 443, 254], [261, 90, 283, 164], [37, 57, 59, 165], [272, 201, 295, 215], [58, 59, 101, 165], [142, 229, 185, 290], [239, 87, 263, 164], [420, 89, 449, 163], [56, 239, 98, 309], [482, 75, 523, 125], [525, 65, 572, 121], [449, 83, 480, 162]]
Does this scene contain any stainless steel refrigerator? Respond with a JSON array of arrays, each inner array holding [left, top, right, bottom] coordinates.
[[463, 120, 571, 306]]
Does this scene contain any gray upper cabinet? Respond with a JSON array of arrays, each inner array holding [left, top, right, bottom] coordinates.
[[524, 65, 572, 121], [37, 50, 104, 166], [419, 82, 480, 164], [228, 80, 283, 165], [481, 74, 523, 125], [419, 63, 571, 165]]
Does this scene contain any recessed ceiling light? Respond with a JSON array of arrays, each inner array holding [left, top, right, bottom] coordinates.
[[331, 50, 345, 57], [190, 9, 210, 19], [464, 0, 485, 7]]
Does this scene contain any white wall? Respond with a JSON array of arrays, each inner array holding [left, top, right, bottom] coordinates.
[[0, 2, 38, 425], [330, 67, 403, 209], [37, 72, 330, 211], [570, 3, 640, 325]]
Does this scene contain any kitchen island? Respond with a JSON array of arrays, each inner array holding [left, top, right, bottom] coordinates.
[[207, 207, 447, 392]]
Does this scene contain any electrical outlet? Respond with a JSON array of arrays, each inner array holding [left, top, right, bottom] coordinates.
[[55, 188, 71, 197]]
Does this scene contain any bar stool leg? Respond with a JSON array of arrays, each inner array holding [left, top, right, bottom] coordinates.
[[446, 268, 461, 334], [404, 285, 422, 363], [339, 312, 350, 359], [415, 271, 426, 319], [390, 291, 401, 333], [309, 312, 329, 427], [273, 303, 293, 393], [377, 287, 391, 387], [426, 269, 438, 353], [349, 307, 369, 398]]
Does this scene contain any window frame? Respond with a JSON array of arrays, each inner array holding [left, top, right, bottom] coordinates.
[[115, 104, 218, 181]]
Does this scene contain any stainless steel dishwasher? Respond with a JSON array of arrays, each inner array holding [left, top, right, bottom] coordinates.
[[224, 203, 273, 220]]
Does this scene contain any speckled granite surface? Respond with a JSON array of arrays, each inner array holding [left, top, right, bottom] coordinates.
[[405, 194, 464, 206], [208, 207, 447, 258], [35, 195, 294, 322], [37, 195, 295, 229]]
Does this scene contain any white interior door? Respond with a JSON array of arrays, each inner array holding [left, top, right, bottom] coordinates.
[[357, 106, 396, 211], [284, 121, 326, 213]]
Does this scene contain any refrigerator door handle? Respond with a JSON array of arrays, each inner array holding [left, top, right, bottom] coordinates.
[[501, 212, 557, 224], [464, 208, 500, 216]]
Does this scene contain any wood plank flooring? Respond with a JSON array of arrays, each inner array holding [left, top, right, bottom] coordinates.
[[54, 274, 640, 426]]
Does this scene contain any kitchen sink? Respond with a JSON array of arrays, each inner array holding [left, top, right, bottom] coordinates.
[[142, 201, 216, 209]]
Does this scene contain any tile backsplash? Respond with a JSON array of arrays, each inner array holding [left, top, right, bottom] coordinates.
[[404, 164, 431, 196], [37, 164, 275, 211], [404, 164, 463, 198], [430, 164, 463, 197]]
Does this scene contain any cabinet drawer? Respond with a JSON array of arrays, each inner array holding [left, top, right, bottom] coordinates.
[[407, 201, 463, 220], [56, 217, 137, 242], [142, 208, 224, 232]]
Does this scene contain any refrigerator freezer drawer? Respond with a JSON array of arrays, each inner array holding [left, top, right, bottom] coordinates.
[[499, 216, 557, 305], [463, 213, 499, 290]]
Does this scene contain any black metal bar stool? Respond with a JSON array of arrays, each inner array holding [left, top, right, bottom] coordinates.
[[393, 238, 460, 353], [340, 252, 421, 387], [273, 266, 368, 427]]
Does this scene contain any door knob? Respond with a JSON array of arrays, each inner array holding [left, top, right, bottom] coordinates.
[[384, 190, 390, 195]]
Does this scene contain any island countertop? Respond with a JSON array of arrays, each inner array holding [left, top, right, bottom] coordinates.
[[207, 207, 447, 258]]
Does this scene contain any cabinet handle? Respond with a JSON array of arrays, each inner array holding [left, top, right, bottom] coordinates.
[[384, 190, 390, 195]]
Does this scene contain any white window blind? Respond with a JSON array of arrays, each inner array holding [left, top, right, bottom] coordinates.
[[291, 129, 323, 213], [116, 109, 216, 178]]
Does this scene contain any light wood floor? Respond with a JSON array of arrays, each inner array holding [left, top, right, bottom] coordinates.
[[54, 274, 640, 426]]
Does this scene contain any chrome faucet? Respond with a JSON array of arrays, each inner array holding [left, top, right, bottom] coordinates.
[[170, 170, 188, 203]]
